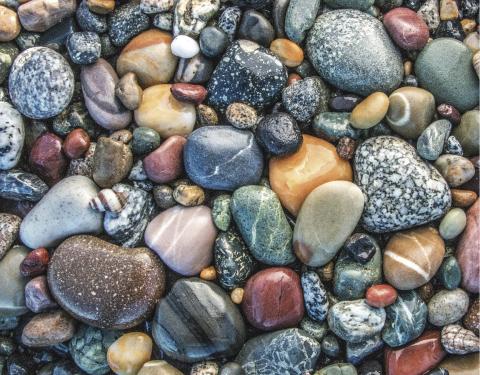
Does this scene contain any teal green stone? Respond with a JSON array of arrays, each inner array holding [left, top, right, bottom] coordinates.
[[382, 290, 427, 347], [52, 101, 96, 138], [313, 112, 360, 142], [333, 237, 382, 300], [231, 185, 295, 265], [415, 38, 479, 112], [285, 0, 322, 43], [0, 43, 19, 85], [0, 246, 29, 318], [315, 363, 357, 375], [324, 0, 374, 10], [131, 127, 161, 155], [453, 110, 480, 157], [212, 194, 232, 231], [438, 256, 462, 290]]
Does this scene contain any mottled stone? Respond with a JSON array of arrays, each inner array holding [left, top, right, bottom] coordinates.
[[107, 332, 152, 375], [172, 0, 220, 37], [18, 0, 76, 32], [301, 271, 328, 322], [417, 120, 452, 161], [428, 288, 469, 326], [76, 0, 107, 33], [21, 310, 75, 347], [347, 336, 384, 366], [67, 31, 101, 65], [285, 0, 321, 44], [0, 170, 48, 202], [108, 2, 149, 46], [0, 213, 20, 259], [24, 275, 57, 313], [92, 137, 133, 188], [212, 194, 232, 231], [313, 112, 360, 142], [0, 102, 24, 170], [29, 132, 67, 186], [174, 53, 214, 84], [226, 102, 258, 130], [0, 246, 28, 317], [434, 154, 475, 187]]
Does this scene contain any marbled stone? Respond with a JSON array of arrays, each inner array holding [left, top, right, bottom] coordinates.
[[0, 246, 28, 317], [48, 235, 165, 329], [428, 288, 469, 326], [444, 135, 464, 156], [24, 276, 57, 313], [457, 199, 479, 293], [0, 102, 24, 170], [218, 6, 241, 41], [21, 310, 75, 347], [417, 120, 452, 161], [107, 332, 152, 375], [0, 169, 48, 201], [0, 213, 20, 259], [173, 0, 219, 37], [301, 271, 328, 322], [212, 194, 232, 231], [17, 0, 76, 32], [92, 137, 133, 188], [285, 0, 321, 44], [108, 2, 149, 46], [312, 112, 360, 142]]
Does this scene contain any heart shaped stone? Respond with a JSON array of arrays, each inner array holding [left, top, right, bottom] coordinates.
[[354, 136, 451, 233]]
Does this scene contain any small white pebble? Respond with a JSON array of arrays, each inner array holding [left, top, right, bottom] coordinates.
[[171, 35, 200, 58]]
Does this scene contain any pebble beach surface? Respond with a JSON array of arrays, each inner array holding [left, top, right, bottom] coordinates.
[[0, 0, 479, 374]]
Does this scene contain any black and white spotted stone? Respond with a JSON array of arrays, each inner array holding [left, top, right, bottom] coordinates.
[[9, 47, 74, 119], [301, 271, 329, 322], [0, 102, 24, 170], [444, 135, 464, 156], [67, 32, 101, 65], [0, 169, 48, 201], [218, 6, 242, 41], [76, 0, 107, 34], [354, 136, 451, 233]]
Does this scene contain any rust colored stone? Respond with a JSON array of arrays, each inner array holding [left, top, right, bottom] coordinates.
[[63, 129, 91, 159], [20, 247, 50, 277], [366, 284, 398, 308], [143, 136, 186, 184], [29, 132, 67, 186], [170, 83, 207, 105], [451, 189, 478, 207]]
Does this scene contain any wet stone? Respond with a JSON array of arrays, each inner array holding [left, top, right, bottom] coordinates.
[[0, 169, 48, 202], [238, 9, 274, 47], [417, 120, 452, 161], [346, 336, 383, 366]]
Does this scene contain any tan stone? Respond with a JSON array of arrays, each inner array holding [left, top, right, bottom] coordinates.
[[440, 0, 459, 20], [270, 38, 304, 68], [452, 189, 478, 208], [134, 84, 196, 138], [384, 227, 445, 290], [137, 361, 183, 375], [439, 353, 479, 375], [463, 32, 479, 52], [231, 287, 244, 304], [404, 60, 413, 76], [269, 134, 352, 216], [107, 332, 152, 375], [461, 19, 477, 34], [0, 6, 20, 42], [21, 310, 75, 347], [18, 0, 76, 32], [200, 265, 216, 281], [115, 72, 143, 110], [117, 30, 178, 88], [86, 0, 114, 14], [350, 92, 389, 129]]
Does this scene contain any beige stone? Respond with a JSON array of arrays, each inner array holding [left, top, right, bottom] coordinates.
[[87, 0, 114, 14], [350, 92, 389, 129], [440, 0, 459, 20], [115, 72, 143, 111], [108, 333, 152, 375], [137, 361, 183, 375], [18, 0, 76, 32], [0, 6, 20, 42]]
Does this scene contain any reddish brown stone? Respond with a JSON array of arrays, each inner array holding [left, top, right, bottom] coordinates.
[[366, 284, 398, 308], [336, 137, 356, 160], [437, 103, 461, 125], [451, 189, 478, 208], [457, 199, 479, 293], [170, 83, 207, 105], [63, 129, 91, 159], [20, 247, 49, 277], [385, 331, 446, 375], [383, 7, 430, 51], [287, 73, 302, 86], [29, 133, 67, 186], [143, 136, 186, 184], [25, 276, 58, 313], [242, 267, 304, 331]]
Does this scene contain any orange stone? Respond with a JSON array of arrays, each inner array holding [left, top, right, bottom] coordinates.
[[270, 38, 304, 68], [269, 135, 353, 216]]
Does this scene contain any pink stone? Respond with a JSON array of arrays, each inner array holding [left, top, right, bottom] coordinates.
[[143, 135, 186, 184], [457, 199, 479, 293], [25, 276, 58, 313], [29, 132, 67, 186], [383, 7, 430, 51], [144, 205, 217, 276]]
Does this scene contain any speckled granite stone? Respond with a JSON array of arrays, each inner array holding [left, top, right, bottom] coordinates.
[[0, 170, 48, 202], [301, 271, 328, 322], [108, 2, 150, 47], [9, 47, 74, 119], [354, 136, 451, 233], [0, 214, 21, 260], [67, 31, 101, 65], [0, 102, 24, 170]]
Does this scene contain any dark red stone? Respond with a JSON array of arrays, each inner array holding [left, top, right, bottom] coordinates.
[[20, 247, 50, 277], [437, 103, 461, 125], [383, 7, 430, 50], [170, 83, 207, 105], [366, 284, 398, 308], [63, 129, 91, 159], [336, 137, 357, 160], [143, 135, 187, 184], [457, 199, 479, 293], [287, 73, 302, 86], [242, 267, 304, 331], [29, 133, 67, 186], [385, 331, 446, 375]]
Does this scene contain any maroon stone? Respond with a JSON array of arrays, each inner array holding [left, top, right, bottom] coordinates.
[[20, 247, 50, 277], [287, 73, 302, 86], [383, 7, 430, 51], [29, 133, 67, 186], [63, 129, 91, 159], [457, 199, 479, 293], [170, 83, 207, 105], [366, 284, 398, 308], [242, 267, 304, 331], [25, 276, 58, 313], [437, 103, 461, 125], [143, 135, 187, 183]]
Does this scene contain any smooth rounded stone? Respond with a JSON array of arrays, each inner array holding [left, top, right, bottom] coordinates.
[[212, 194, 232, 231], [270, 38, 304, 68], [386, 87, 436, 139], [329, 94, 361, 112], [439, 208, 467, 239], [238, 10, 274, 48], [0, 102, 24, 170], [9, 47, 74, 119], [48, 235, 165, 329], [107, 2, 149, 46], [306, 10, 402, 96], [439, 353, 479, 375], [107, 333, 152, 375], [236, 328, 321, 375], [270, 135, 352, 216], [366, 284, 398, 308], [347, 335, 384, 365], [437, 256, 461, 290], [328, 299, 386, 343], [350, 92, 389, 130], [282, 76, 330, 122], [312, 112, 360, 142], [428, 288, 469, 326], [115, 73, 143, 111], [417, 120, 452, 161], [153, 278, 245, 362], [92, 137, 132, 188], [184, 126, 264, 191], [333, 237, 381, 300], [301, 271, 328, 322], [171, 83, 207, 105], [143, 136, 186, 184], [300, 318, 328, 342], [69, 325, 120, 375], [457, 199, 479, 293], [453, 110, 479, 157], [173, 184, 205, 207], [415, 38, 478, 112], [451, 189, 477, 208], [437, 103, 461, 125], [131, 128, 160, 155], [175, 54, 214, 84], [355, 136, 451, 233], [29, 132, 67, 186], [152, 185, 175, 210], [24, 276, 57, 313], [0, 6, 20, 42], [214, 230, 254, 290], [325, 0, 373, 9], [383, 7, 430, 50], [20, 176, 102, 248], [384, 226, 445, 290], [104, 183, 155, 248], [145, 205, 217, 276], [284, 0, 321, 44], [0, 169, 48, 202], [138, 361, 183, 375], [20, 248, 49, 279], [321, 334, 340, 358], [173, 0, 219, 37], [255, 112, 302, 157], [231, 185, 294, 265], [67, 31, 101, 65], [385, 331, 446, 375], [17, 0, 75, 32], [76, 0, 107, 33], [199, 26, 228, 59], [207, 40, 287, 111], [226, 103, 257, 130], [294, 181, 364, 267], [434, 154, 475, 187], [382, 290, 427, 347], [0, 213, 20, 259], [21, 310, 75, 347], [0, 246, 28, 317]]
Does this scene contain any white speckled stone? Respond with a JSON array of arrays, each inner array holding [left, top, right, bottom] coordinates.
[[0, 102, 24, 170]]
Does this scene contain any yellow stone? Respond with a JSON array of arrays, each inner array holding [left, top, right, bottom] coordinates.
[[350, 92, 389, 129], [440, 0, 459, 20], [461, 19, 477, 34], [231, 287, 244, 304], [200, 265, 217, 281], [0, 5, 20, 42], [107, 332, 152, 375], [137, 361, 183, 375], [134, 84, 196, 138], [87, 0, 114, 14], [269, 135, 352, 216], [270, 38, 304, 68]]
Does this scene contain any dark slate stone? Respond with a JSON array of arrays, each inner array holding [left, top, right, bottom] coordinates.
[[358, 360, 383, 375], [199, 26, 229, 58], [174, 54, 214, 84], [344, 233, 377, 264], [76, 0, 107, 33], [273, 0, 289, 37], [218, 6, 242, 41], [329, 94, 361, 112], [417, 119, 452, 161], [38, 17, 78, 49], [67, 32, 101, 65], [231, 0, 272, 8], [237, 10, 275, 47], [321, 335, 340, 357], [108, 2, 150, 47], [312, 112, 360, 142], [346, 335, 383, 365], [461, 0, 479, 18], [437, 255, 462, 290], [434, 20, 466, 40], [0, 169, 48, 201], [255, 112, 302, 156]]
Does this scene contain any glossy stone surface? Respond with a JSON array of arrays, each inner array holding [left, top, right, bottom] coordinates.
[[63, 128, 91, 159], [383, 7, 430, 50], [285, 0, 321, 44], [24, 275, 57, 312], [143, 136, 186, 184], [0, 246, 28, 317], [107, 333, 152, 375], [48, 235, 165, 329], [366, 284, 398, 308], [29, 132, 67, 186]]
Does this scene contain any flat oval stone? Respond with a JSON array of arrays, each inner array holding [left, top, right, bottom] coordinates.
[[20, 175, 102, 249], [48, 235, 165, 329], [144, 205, 217, 276], [457, 199, 479, 293], [285, 0, 321, 44], [415, 38, 479, 112], [350, 92, 389, 130], [313, 112, 360, 142], [235, 329, 321, 375], [270, 134, 352, 216], [184, 126, 264, 191], [428, 288, 469, 326], [366, 284, 398, 308], [152, 278, 246, 363], [0, 169, 48, 202], [17, 0, 75, 32], [9, 47, 74, 119], [439, 207, 467, 239], [0, 102, 24, 170], [306, 9, 403, 96], [434, 154, 475, 188], [21, 310, 75, 347], [0, 246, 28, 317], [294, 181, 364, 267], [383, 7, 430, 50], [354, 136, 451, 233], [107, 332, 152, 375]]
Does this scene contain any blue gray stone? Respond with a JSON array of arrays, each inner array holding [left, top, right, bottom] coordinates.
[[437, 255, 462, 290], [67, 32, 101, 65], [325, 0, 374, 10], [255, 112, 302, 157], [312, 112, 360, 142], [285, 0, 321, 43], [108, 2, 150, 46], [76, 0, 107, 33], [428, 288, 469, 327], [301, 271, 329, 322], [0, 169, 48, 201], [218, 6, 242, 41], [346, 335, 383, 365], [321, 335, 340, 358], [417, 120, 452, 161]]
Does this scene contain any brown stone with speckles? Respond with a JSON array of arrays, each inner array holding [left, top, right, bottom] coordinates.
[[21, 310, 75, 347]]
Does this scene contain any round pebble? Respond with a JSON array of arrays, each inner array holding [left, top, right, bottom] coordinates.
[[350, 92, 389, 129], [439, 208, 467, 239], [171, 35, 200, 58]]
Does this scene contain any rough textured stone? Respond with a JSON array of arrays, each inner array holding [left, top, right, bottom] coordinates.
[[0, 102, 24, 170], [0, 213, 21, 260], [21, 310, 75, 347], [18, 0, 76, 32]]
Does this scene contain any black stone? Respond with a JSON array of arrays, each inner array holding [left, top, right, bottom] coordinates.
[[0, 337, 15, 356], [108, 2, 149, 47], [344, 233, 377, 264], [238, 9, 275, 47], [175, 54, 214, 84], [425, 369, 449, 375], [461, 0, 479, 18], [434, 20, 466, 40], [403, 0, 421, 10], [200, 26, 229, 58], [0, 169, 49, 202], [329, 94, 362, 112], [231, 0, 272, 8], [76, 0, 107, 33], [51, 360, 85, 375], [321, 335, 341, 357], [402, 74, 418, 87], [255, 112, 302, 156], [272, 0, 289, 37], [7, 354, 35, 375]]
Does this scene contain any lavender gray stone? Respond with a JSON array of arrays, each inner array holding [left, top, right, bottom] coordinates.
[[24, 276, 58, 313], [0, 170, 48, 201], [417, 120, 452, 161], [0, 102, 24, 170], [301, 271, 329, 322]]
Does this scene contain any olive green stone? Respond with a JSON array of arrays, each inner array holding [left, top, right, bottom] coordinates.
[[212, 194, 232, 231], [453, 110, 479, 157], [439, 208, 467, 240], [437, 256, 462, 290], [131, 127, 161, 155], [0, 246, 29, 318], [315, 363, 357, 375]]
